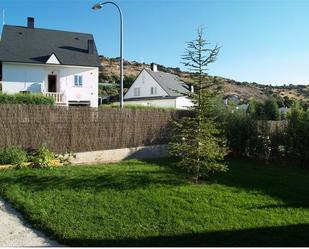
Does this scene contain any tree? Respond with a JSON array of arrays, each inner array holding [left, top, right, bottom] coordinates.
[[264, 98, 280, 120], [169, 28, 228, 183], [123, 75, 136, 89], [247, 100, 265, 119]]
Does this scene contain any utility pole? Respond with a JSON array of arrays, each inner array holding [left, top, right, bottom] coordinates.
[[2, 9, 5, 26]]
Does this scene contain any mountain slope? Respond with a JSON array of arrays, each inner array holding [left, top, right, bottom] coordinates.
[[99, 56, 309, 106]]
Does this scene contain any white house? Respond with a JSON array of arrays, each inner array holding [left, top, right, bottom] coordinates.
[[0, 17, 100, 107], [124, 64, 194, 109]]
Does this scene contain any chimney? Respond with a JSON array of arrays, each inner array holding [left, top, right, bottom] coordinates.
[[190, 85, 194, 93], [150, 63, 158, 72], [88, 39, 94, 54], [27, 17, 34, 29]]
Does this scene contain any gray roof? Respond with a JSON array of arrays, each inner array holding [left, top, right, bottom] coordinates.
[[145, 68, 191, 97], [279, 107, 289, 114], [0, 25, 100, 67]]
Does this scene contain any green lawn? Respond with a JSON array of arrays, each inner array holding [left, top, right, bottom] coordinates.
[[0, 159, 308, 246]]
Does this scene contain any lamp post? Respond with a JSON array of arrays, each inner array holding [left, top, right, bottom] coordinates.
[[92, 1, 124, 109]]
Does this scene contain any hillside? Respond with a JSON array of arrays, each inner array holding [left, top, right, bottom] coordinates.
[[99, 56, 309, 107]]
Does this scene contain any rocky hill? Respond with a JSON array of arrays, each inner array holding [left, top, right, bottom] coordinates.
[[99, 56, 309, 107]]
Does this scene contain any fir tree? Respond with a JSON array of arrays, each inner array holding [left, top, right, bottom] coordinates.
[[169, 28, 228, 183]]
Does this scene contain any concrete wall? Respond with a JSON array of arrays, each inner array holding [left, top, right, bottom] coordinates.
[[2, 62, 98, 107], [124, 98, 177, 108], [124, 96, 193, 110], [176, 96, 194, 109], [70, 144, 169, 165]]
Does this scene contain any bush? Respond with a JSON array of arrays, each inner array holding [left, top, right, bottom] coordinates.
[[247, 98, 280, 120], [264, 98, 280, 120], [225, 100, 309, 167], [0, 146, 28, 166], [29, 144, 55, 168], [0, 93, 54, 105], [284, 102, 309, 166], [226, 111, 258, 158]]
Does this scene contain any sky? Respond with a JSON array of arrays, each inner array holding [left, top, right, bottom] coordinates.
[[0, 0, 309, 85]]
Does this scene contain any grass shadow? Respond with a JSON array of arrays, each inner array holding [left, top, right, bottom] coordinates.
[[63, 224, 309, 247], [0, 159, 186, 192], [216, 159, 309, 209]]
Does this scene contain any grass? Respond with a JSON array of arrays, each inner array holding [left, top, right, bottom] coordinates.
[[0, 158, 308, 246]]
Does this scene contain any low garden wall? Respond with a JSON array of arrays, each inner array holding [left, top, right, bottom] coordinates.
[[0, 105, 181, 153]]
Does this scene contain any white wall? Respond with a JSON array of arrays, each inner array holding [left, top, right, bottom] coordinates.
[[176, 96, 194, 109], [59, 66, 98, 107], [2, 62, 98, 107], [124, 98, 177, 108], [124, 70, 168, 99], [124, 97, 193, 110]]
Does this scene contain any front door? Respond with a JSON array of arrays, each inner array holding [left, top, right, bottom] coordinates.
[[48, 75, 57, 92]]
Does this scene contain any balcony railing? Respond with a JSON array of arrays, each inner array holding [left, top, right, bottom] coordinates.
[[43, 92, 65, 103]]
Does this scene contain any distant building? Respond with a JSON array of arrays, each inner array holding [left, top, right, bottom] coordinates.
[[279, 106, 289, 116], [236, 103, 249, 111], [224, 94, 240, 106], [124, 63, 194, 109]]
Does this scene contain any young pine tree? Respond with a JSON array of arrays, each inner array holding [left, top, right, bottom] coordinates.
[[169, 28, 228, 183]]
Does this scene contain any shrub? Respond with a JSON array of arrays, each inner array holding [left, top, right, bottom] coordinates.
[[0, 93, 54, 105], [29, 144, 55, 168], [247, 98, 280, 120], [0, 146, 28, 166], [285, 102, 309, 166], [264, 98, 280, 120], [225, 111, 258, 158], [55, 152, 76, 166]]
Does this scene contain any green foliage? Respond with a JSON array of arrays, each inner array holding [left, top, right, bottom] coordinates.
[[169, 90, 228, 182], [272, 93, 285, 108], [247, 98, 280, 120], [247, 100, 263, 119], [55, 152, 76, 166], [98, 83, 119, 103], [284, 102, 309, 166], [225, 111, 257, 158], [225, 113, 273, 160], [225, 100, 309, 167], [264, 98, 280, 120], [0, 146, 28, 166], [123, 75, 136, 88], [29, 144, 55, 169], [283, 96, 293, 108], [0, 93, 54, 105], [169, 28, 227, 183]]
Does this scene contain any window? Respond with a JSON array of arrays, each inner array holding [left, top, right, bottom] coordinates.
[[133, 88, 140, 96], [150, 87, 157, 95], [74, 75, 83, 87]]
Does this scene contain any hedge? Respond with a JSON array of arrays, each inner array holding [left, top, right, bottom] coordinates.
[[0, 93, 55, 105]]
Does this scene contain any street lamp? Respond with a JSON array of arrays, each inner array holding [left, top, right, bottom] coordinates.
[[92, 1, 124, 109]]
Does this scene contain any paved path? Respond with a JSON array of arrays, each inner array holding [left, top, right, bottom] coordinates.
[[0, 197, 62, 247]]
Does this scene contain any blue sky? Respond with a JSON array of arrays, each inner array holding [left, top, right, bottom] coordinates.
[[1, 0, 309, 85]]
